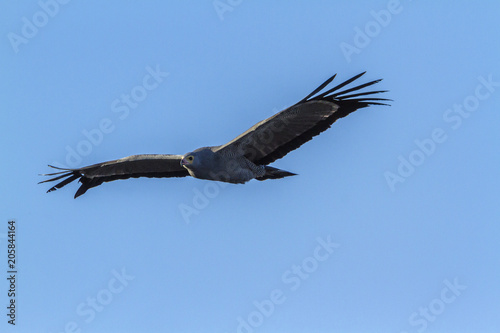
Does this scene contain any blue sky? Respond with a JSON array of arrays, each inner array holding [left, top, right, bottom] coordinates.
[[1, 1, 500, 332]]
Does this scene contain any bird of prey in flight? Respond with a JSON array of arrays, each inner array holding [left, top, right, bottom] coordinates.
[[40, 72, 389, 198]]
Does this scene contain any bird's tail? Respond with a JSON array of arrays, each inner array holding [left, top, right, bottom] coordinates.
[[256, 166, 296, 181]]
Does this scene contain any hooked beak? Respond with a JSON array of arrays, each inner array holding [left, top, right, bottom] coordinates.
[[180, 158, 189, 166]]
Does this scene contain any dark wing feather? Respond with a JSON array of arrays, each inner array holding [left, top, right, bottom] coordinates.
[[216, 72, 390, 165], [39, 154, 189, 198]]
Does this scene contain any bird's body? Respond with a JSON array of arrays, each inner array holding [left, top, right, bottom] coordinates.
[[181, 147, 267, 183], [40, 72, 390, 198]]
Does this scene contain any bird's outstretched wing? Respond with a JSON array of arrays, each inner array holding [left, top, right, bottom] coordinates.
[[39, 154, 188, 198], [216, 72, 390, 165]]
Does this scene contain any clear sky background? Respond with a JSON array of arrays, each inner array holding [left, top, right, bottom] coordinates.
[[1, 1, 500, 332]]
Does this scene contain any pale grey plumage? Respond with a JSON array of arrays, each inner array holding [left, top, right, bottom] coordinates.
[[40, 72, 389, 198], [180, 147, 266, 184]]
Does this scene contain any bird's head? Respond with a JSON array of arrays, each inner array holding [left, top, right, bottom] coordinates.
[[180, 154, 195, 168], [180, 148, 215, 170]]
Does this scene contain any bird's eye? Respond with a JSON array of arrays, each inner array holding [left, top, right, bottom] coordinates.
[[188, 156, 194, 161]]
